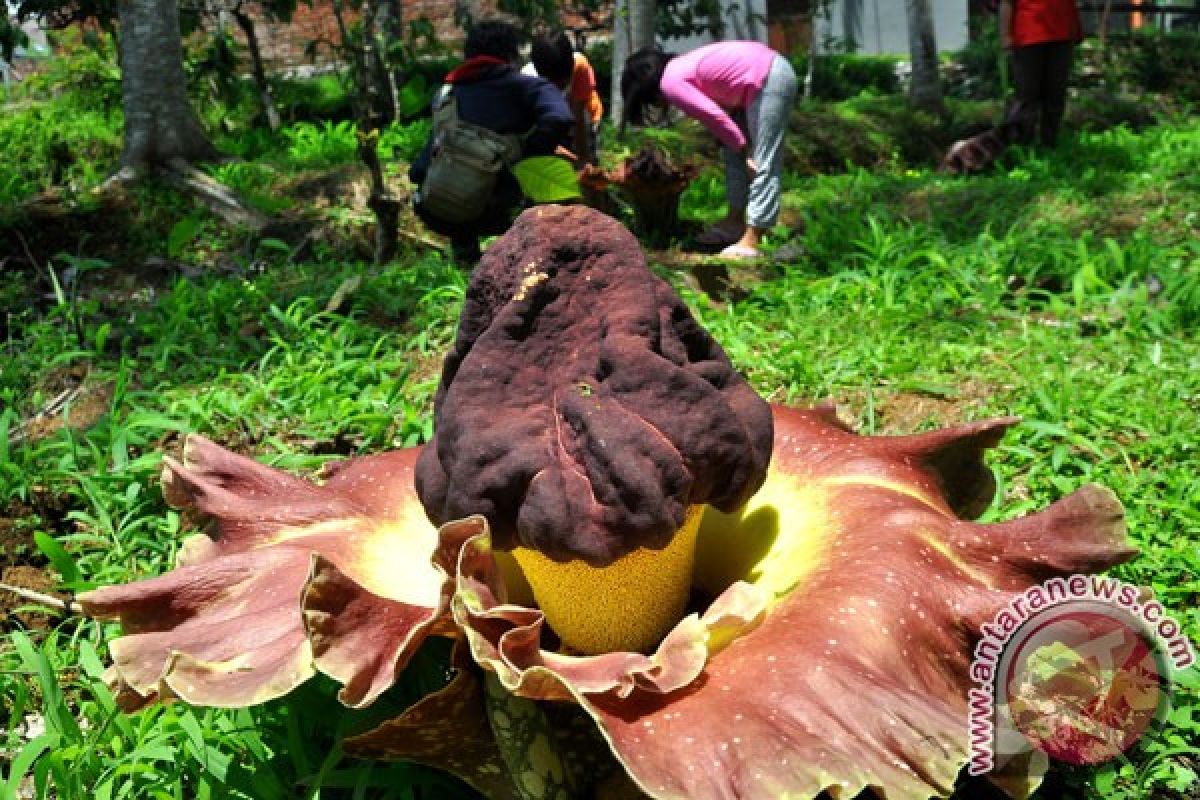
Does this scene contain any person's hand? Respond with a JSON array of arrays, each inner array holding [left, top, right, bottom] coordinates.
[[555, 145, 580, 166], [746, 156, 760, 178]]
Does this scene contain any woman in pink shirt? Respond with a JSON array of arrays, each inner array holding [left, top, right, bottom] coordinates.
[[621, 41, 797, 259]]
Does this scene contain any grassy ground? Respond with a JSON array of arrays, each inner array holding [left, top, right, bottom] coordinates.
[[1, 59, 1198, 799]]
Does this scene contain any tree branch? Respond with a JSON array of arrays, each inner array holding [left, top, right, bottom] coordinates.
[[0, 582, 83, 615]]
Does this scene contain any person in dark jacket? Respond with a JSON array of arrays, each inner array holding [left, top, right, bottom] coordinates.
[[410, 18, 573, 264]]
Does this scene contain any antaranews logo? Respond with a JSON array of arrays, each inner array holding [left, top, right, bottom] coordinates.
[[967, 574, 1196, 776]]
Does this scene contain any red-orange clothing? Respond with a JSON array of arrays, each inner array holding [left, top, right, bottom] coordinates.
[[568, 53, 604, 124], [1010, 0, 1083, 47]]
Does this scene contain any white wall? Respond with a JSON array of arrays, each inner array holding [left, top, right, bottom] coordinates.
[[815, 0, 969, 56]]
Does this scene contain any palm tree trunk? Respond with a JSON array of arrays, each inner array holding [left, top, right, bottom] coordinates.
[[611, 0, 631, 127], [1099, 0, 1115, 43], [613, 0, 655, 129], [630, 0, 656, 51], [905, 0, 944, 113]]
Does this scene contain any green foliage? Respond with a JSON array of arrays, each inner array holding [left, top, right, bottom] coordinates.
[[788, 52, 902, 101], [283, 120, 360, 168], [166, 214, 208, 258], [22, 29, 121, 112], [396, 72, 432, 118], [187, 27, 243, 107], [0, 103, 116, 206], [2, 630, 473, 799], [948, 15, 1005, 99], [269, 117, 431, 173], [378, 117, 432, 163], [586, 39, 612, 113], [656, 0, 725, 40], [273, 72, 355, 121], [0, 32, 122, 206], [382, 19, 456, 119], [1116, 31, 1200, 104], [512, 156, 582, 203]]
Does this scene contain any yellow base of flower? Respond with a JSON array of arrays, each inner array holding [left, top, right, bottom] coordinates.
[[510, 506, 704, 655], [492, 550, 536, 607]]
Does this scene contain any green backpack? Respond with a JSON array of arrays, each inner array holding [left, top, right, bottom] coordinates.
[[419, 86, 523, 225]]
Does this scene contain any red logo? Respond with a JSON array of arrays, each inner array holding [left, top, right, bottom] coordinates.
[[1001, 604, 1169, 766]]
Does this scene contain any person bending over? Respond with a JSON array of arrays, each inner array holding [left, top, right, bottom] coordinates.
[[410, 18, 572, 264], [523, 29, 604, 165], [621, 41, 797, 259]]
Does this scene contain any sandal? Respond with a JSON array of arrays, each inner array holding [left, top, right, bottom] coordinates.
[[718, 243, 762, 260]]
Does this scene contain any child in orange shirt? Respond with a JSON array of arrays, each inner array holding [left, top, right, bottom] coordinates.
[[525, 30, 604, 165]]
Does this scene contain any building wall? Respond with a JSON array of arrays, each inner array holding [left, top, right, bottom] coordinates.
[[816, 0, 969, 55], [250, 0, 349, 73]]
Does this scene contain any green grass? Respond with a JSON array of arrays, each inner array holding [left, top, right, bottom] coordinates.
[[1, 92, 1198, 799]]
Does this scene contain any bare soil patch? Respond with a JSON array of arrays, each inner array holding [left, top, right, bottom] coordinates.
[[1, 564, 62, 631]]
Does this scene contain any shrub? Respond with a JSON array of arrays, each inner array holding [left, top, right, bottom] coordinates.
[[273, 73, 355, 122], [0, 37, 123, 206], [21, 29, 122, 112], [586, 39, 613, 113], [788, 52, 902, 100], [948, 16, 1004, 99], [1122, 30, 1200, 103], [378, 118, 432, 163], [283, 120, 359, 168]]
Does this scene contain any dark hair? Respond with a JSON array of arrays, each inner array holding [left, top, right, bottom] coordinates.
[[531, 29, 574, 87], [620, 47, 673, 127], [464, 18, 521, 62]]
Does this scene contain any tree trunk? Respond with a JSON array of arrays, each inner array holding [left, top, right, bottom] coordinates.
[[843, 0, 862, 52], [333, 0, 399, 264], [117, 0, 218, 172], [611, 0, 630, 128], [455, 0, 481, 29], [368, 28, 397, 125], [1099, 0, 1114, 43], [803, 2, 824, 99], [612, 0, 656, 129], [232, 8, 281, 131], [905, 0, 944, 114], [630, 0, 656, 52], [374, 0, 404, 115]]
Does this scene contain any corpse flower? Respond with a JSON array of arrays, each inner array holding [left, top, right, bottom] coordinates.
[[81, 206, 1136, 800], [580, 147, 697, 242]]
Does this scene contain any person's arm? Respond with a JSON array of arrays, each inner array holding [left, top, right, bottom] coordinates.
[[569, 58, 597, 164], [660, 77, 746, 152], [570, 100, 591, 164], [520, 76, 574, 156], [999, 0, 1015, 49]]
